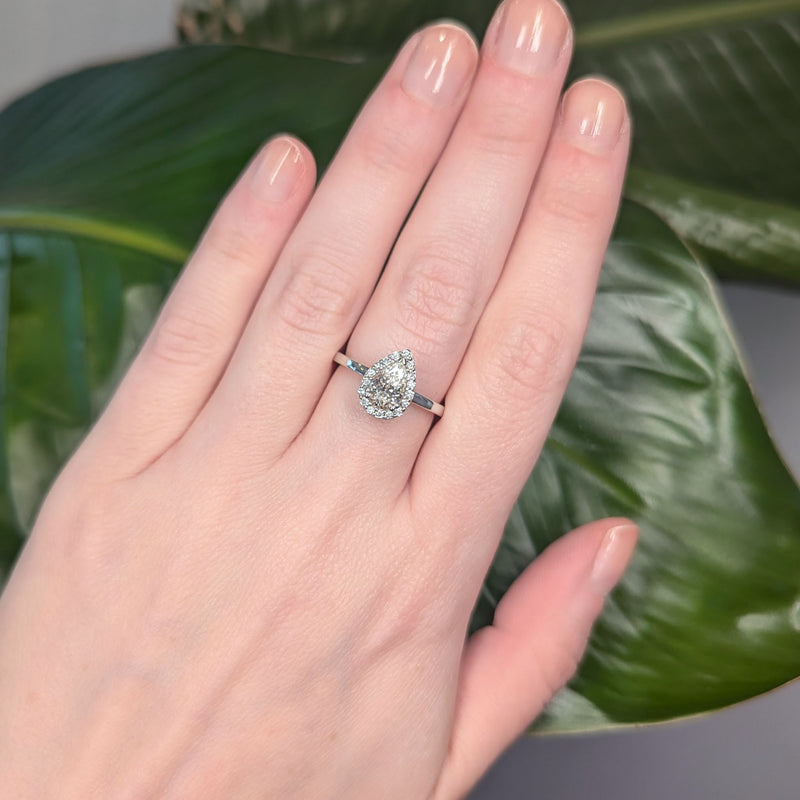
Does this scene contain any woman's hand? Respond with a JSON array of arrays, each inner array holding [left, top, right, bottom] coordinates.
[[0, 0, 635, 797]]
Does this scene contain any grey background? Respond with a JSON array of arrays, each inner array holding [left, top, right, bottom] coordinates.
[[1, 2, 798, 798]]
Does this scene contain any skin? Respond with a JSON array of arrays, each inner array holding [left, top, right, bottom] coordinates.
[[0, 0, 637, 797]]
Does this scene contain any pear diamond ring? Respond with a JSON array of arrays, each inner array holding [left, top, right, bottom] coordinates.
[[334, 350, 444, 419]]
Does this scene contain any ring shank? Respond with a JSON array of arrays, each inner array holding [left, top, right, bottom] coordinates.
[[333, 352, 444, 417]]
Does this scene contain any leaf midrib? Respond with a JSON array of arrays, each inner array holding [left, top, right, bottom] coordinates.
[[0, 208, 188, 264], [576, 0, 800, 47]]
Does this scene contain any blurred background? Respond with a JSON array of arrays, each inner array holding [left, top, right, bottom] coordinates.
[[1, 1, 798, 798]]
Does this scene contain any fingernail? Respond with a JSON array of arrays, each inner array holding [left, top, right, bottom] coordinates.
[[402, 24, 477, 107], [591, 524, 638, 596], [252, 137, 304, 203], [561, 80, 628, 154], [491, 0, 570, 76]]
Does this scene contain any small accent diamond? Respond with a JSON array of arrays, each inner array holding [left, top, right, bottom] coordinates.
[[358, 350, 416, 419]]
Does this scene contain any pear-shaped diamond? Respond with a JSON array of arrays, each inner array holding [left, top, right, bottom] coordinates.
[[358, 350, 416, 419]]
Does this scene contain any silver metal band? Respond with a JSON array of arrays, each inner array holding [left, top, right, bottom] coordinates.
[[334, 351, 444, 418]]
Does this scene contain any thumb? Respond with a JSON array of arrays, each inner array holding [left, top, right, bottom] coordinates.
[[433, 518, 638, 800]]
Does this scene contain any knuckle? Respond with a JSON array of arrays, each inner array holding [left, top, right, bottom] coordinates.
[[278, 246, 355, 336], [467, 93, 540, 156], [539, 185, 603, 228], [203, 204, 266, 271], [360, 553, 453, 659], [43, 480, 133, 597], [492, 311, 571, 400], [538, 157, 608, 229], [397, 248, 478, 354], [148, 308, 221, 369], [358, 93, 427, 177], [535, 632, 587, 698]]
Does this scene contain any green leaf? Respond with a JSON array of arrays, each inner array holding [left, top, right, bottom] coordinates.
[[625, 168, 800, 285], [480, 202, 800, 732], [182, 0, 800, 285], [0, 233, 177, 568], [1, 41, 800, 731], [0, 48, 383, 262], [0, 46, 383, 574], [570, 3, 800, 284]]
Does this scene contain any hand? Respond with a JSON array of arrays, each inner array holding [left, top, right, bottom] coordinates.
[[0, 0, 635, 797]]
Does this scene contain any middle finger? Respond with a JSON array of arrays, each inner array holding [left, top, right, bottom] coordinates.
[[312, 0, 574, 482]]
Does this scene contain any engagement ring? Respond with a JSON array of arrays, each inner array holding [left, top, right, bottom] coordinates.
[[333, 350, 444, 419]]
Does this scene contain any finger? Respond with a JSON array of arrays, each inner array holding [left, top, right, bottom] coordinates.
[[433, 519, 638, 800], [190, 23, 480, 462], [79, 136, 315, 478], [309, 0, 574, 485], [413, 78, 631, 536]]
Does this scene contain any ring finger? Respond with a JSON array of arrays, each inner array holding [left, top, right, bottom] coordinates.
[[310, 0, 573, 482]]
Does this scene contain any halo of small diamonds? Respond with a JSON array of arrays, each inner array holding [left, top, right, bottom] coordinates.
[[358, 350, 417, 419]]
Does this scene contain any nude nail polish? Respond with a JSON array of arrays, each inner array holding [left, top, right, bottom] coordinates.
[[490, 0, 571, 76], [591, 523, 638, 595], [561, 80, 628, 154], [402, 25, 477, 107], [252, 137, 304, 203]]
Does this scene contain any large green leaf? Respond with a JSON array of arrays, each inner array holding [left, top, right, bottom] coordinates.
[[0, 47, 382, 576], [1, 41, 800, 730], [178, 0, 800, 284], [0, 234, 176, 550], [571, 3, 800, 284], [482, 202, 800, 731]]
